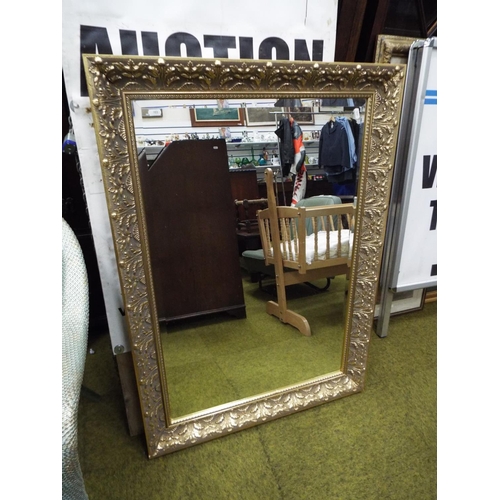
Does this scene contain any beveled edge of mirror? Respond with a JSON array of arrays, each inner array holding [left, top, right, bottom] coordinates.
[[83, 55, 406, 458], [374, 34, 424, 63]]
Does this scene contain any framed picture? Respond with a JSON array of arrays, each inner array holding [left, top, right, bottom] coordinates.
[[244, 107, 282, 127], [189, 107, 245, 127], [141, 107, 163, 119], [374, 34, 424, 64], [285, 106, 314, 125], [373, 288, 425, 319]]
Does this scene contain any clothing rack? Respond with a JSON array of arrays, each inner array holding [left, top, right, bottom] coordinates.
[[269, 110, 357, 116], [271, 110, 361, 124], [269, 108, 361, 115]]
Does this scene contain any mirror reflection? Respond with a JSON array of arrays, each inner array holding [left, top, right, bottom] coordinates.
[[132, 97, 365, 418]]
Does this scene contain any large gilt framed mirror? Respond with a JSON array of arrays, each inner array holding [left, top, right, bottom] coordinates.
[[83, 55, 405, 459]]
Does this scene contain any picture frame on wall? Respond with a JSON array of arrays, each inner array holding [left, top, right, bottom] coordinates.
[[189, 107, 245, 127], [244, 107, 282, 127], [141, 107, 163, 119], [285, 106, 314, 124]]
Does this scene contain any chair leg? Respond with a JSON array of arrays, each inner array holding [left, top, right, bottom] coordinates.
[[266, 300, 312, 337]]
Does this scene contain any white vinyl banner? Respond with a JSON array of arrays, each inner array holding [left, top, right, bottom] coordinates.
[[392, 39, 437, 292], [62, 0, 339, 351]]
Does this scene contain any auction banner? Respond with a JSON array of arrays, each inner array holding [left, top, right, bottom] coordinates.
[[62, 0, 339, 350]]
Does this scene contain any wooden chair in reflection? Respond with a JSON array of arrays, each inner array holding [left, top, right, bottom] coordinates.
[[246, 168, 355, 336], [230, 167, 268, 255], [234, 197, 268, 240]]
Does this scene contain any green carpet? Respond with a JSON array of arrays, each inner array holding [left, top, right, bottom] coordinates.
[[79, 294, 436, 499], [161, 271, 347, 417]]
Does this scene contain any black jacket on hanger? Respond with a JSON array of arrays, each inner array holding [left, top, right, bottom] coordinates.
[[275, 117, 295, 176], [318, 120, 351, 172]]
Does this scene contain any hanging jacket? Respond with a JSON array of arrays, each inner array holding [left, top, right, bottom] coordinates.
[[289, 117, 307, 205], [275, 117, 295, 176], [318, 121, 351, 171], [336, 117, 357, 167]]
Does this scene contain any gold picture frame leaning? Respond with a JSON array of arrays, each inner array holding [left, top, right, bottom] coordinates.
[[83, 55, 406, 459], [374, 34, 424, 64]]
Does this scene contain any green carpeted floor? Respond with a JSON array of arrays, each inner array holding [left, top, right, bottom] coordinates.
[[78, 290, 437, 499], [161, 271, 347, 417]]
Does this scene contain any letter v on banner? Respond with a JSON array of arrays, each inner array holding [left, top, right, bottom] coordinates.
[[376, 37, 437, 338]]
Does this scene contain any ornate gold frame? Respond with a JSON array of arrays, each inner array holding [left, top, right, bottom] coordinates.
[[374, 34, 423, 63], [83, 55, 406, 459]]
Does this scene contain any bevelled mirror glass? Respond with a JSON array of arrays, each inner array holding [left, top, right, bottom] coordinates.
[[132, 96, 364, 420], [83, 55, 405, 458]]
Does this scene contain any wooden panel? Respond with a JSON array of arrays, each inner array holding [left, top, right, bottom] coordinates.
[[115, 352, 144, 437], [354, 0, 392, 62], [230, 168, 261, 222], [138, 140, 245, 323], [334, 0, 368, 62], [230, 168, 259, 203]]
